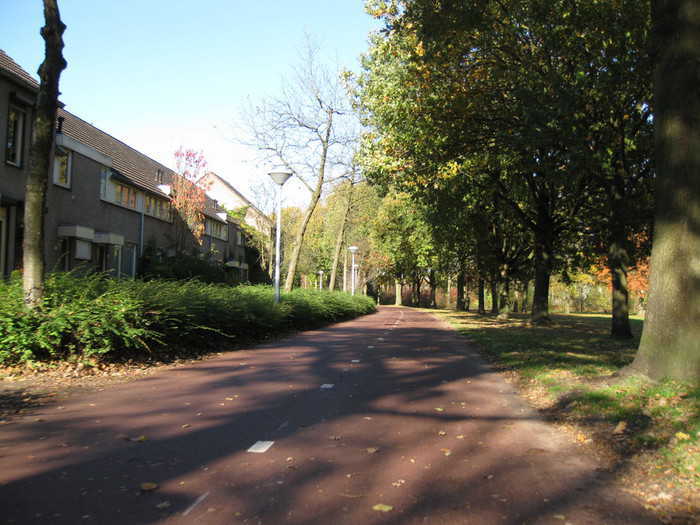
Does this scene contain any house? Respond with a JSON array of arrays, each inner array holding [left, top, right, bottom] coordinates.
[[200, 171, 272, 236], [1, 49, 256, 282]]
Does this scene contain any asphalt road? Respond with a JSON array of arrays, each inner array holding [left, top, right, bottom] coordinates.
[[0, 307, 658, 524]]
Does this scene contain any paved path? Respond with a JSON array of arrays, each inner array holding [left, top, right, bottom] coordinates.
[[1, 307, 658, 524]]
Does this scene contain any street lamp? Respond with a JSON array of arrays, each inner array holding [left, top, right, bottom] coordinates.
[[269, 169, 292, 303], [348, 245, 359, 295], [318, 270, 324, 290]]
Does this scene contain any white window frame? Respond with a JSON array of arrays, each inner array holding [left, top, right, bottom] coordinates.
[[52, 147, 72, 189], [5, 104, 25, 167]]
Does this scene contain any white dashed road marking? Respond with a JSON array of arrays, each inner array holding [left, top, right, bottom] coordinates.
[[320, 384, 335, 390], [182, 491, 210, 516], [247, 441, 275, 453]]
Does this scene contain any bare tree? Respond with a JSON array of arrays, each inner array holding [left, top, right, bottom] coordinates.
[[240, 37, 357, 292], [23, 0, 67, 308]]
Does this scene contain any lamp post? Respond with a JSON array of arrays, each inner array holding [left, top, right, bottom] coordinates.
[[348, 245, 359, 295], [318, 270, 324, 290], [269, 169, 292, 303]]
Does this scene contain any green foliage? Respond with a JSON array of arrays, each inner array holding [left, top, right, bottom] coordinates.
[[0, 273, 375, 365]]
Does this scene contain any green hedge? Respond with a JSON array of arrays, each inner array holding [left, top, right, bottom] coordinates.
[[0, 273, 376, 365]]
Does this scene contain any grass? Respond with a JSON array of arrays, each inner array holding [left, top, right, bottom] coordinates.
[[433, 310, 699, 489]]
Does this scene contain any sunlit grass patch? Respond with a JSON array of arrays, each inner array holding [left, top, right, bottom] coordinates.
[[434, 309, 699, 487]]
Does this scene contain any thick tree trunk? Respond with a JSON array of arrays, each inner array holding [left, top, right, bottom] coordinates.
[[394, 278, 402, 306], [428, 268, 437, 308], [478, 278, 486, 313], [329, 186, 352, 290], [23, 0, 66, 309], [456, 269, 466, 310], [628, 0, 700, 384], [522, 280, 530, 313], [412, 276, 421, 306]]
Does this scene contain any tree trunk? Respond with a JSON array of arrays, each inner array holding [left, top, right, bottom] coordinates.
[[531, 218, 554, 323], [23, 0, 67, 309], [284, 116, 332, 292], [456, 269, 466, 310], [522, 280, 530, 313], [490, 276, 499, 315], [446, 275, 452, 308], [478, 278, 486, 313], [498, 279, 511, 320], [329, 184, 353, 290], [628, 0, 700, 384], [394, 278, 402, 306], [412, 276, 421, 306], [608, 169, 633, 338], [428, 268, 437, 308]]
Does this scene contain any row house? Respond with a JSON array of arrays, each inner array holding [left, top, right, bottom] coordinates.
[[1, 50, 258, 282]]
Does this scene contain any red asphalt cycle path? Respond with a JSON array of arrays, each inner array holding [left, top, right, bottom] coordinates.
[[0, 306, 658, 524]]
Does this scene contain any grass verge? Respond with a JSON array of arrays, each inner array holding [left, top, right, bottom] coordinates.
[[434, 309, 699, 523]]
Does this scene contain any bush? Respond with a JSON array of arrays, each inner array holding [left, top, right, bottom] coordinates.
[[0, 273, 376, 365]]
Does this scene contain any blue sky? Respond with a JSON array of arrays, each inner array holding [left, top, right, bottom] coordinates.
[[1, 1, 380, 208]]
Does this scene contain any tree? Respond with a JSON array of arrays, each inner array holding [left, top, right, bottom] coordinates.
[[628, 0, 700, 384], [171, 148, 208, 252], [23, 0, 67, 308], [240, 38, 356, 292]]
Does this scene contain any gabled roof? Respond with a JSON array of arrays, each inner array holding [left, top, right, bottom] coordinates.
[[0, 49, 39, 92], [57, 108, 174, 198], [202, 171, 272, 226]]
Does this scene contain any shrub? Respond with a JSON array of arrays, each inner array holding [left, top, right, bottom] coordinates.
[[0, 273, 376, 365]]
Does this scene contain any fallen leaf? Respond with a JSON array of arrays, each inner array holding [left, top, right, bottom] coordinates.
[[131, 435, 147, 442], [286, 457, 294, 462], [140, 482, 158, 491], [675, 431, 690, 441], [612, 421, 627, 435], [438, 430, 447, 436], [156, 501, 171, 509], [225, 397, 234, 401], [391, 479, 406, 487], [329, 435, 342, 441], [441, 448, 452, 456], [456, 435, 464, 439], [435, 407, 444, 412], [181, 424, 191, 429], [372, 503, 394, 512], [366, 447, 379, 454]]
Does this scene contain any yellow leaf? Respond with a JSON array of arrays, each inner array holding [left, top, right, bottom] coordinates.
[[140, 482, 158, 491], [373, 503, 394, 512]]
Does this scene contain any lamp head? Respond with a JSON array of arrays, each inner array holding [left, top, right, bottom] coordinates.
[[348, 245, 359, 254], [268, 169, 293, 186]]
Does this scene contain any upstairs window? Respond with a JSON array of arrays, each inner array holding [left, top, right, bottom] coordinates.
[[205, 219, 228, 241], [115, 183, 137, 209], [145, 195, 171, 221], [155, 168, 164, 184], [5, 105, 25, 167], [53, 147, 72, 188]]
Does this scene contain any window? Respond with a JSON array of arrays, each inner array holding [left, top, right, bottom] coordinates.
[[155, 168, 163, 184], [53, 147, 72, 188], [5, 105, 25, 166], [114, 183, 137, 209], [205, 219, 227, 241], [145, 195, 171, 221]]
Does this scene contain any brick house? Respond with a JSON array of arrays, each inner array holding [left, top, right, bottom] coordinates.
[[1, 50, 262, 282]]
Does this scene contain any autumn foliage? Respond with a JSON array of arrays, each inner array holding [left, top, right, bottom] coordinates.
[[172, 148, 209, 248]]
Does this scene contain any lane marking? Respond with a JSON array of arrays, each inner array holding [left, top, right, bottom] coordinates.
[[182, 491, 210, 516], [320, 384, 335, 390], [351, 360, 360, 363], [367, 346, 375, 349], [247, 441, 274, 453]]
